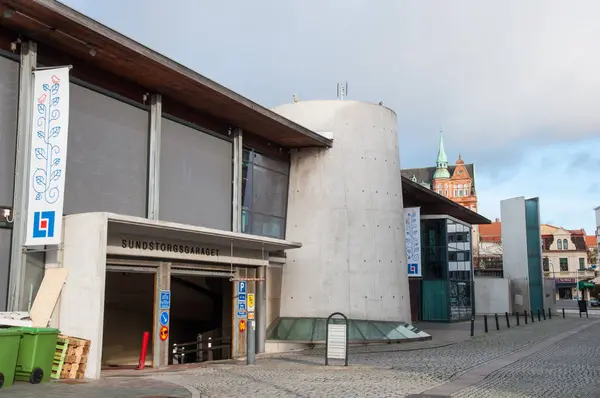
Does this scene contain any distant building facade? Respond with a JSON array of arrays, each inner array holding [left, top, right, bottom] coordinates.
[[401, 132, 478, 212], [541, 224, 596, 300]]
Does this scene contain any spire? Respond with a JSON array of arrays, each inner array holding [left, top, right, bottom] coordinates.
[[436, 130, 448, 167], [433, 130, 451, 179]]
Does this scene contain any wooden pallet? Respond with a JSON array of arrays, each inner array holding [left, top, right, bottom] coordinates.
[[57, 334, 91, 380], [52, 337, 69, 380]]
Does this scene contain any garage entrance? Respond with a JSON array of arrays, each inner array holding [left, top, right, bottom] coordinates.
[[169, 268, 233, 364], [101, 265, 156, 369]]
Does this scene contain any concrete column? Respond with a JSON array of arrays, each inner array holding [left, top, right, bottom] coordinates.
[[231, 128, 243, 232], [9, 41, 37, 311], [256, 265, 266, 353], [147, 94, 162, 220], [153, 262, 170, 368]]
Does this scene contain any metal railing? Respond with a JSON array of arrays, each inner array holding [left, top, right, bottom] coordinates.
[[172, 334, 231, 364]]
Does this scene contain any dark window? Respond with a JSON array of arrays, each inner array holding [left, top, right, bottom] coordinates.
[[559, 258, 568, 272], [241, 149, 289, 239], [579, 258, 585, 271], [563, 239, 568, 250], [557, 240, 562, 250], [543, 257, 550, 272], [448, 251, 471, 262]]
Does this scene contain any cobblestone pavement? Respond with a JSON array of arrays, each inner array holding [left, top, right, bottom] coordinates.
[[453, 319, 600, 398], [5, 316, 596, 397], [4, 377, 192, 397], [152, 317, 596, 397]]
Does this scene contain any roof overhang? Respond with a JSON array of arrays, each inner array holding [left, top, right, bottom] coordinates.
[[0, 0, 332, 148], [105, 213, 302, 252], [401, 177, 491, 225]]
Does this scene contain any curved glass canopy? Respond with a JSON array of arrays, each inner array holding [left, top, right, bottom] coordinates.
[[267, 317, 430, 343]]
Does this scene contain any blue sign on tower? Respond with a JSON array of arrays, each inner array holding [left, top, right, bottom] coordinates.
[[238, 281, 246, 293]]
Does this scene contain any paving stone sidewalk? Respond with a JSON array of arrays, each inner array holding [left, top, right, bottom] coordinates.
[[3, 377, 192, 397], [153, 316, 593, 397]]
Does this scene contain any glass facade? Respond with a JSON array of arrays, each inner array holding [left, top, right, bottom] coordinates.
[[420, 217, 474, 322], [241, 149, 289, 239]]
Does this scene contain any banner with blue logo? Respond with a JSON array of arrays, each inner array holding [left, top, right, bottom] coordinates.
[[404, 207, 421, 277], [25, 67, 71, 246]]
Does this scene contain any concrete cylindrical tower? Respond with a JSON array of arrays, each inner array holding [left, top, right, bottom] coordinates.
[[272, 100, 410, 322]]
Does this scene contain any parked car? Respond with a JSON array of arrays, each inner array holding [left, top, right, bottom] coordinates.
[[589, 298, 599, 307]]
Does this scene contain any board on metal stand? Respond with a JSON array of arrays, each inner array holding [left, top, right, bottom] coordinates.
[[324, 312, 349, 367]]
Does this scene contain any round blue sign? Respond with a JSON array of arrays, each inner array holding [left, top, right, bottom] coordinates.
[[160, 311, 169, 326]]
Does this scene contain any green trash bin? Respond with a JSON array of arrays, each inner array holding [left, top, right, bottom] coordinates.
[[12, 327, 59, 384], [0, 328, 23, 389]]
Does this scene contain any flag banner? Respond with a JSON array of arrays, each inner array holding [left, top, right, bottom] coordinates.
[[404, 207, 421, 277], [25, 67, 71, 246]]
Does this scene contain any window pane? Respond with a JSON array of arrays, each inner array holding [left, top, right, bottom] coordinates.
[[252, 152, 289, 174], [242, 161, 252, 209], [241, 210, 251, 234], [563, 239, 568, 250], [558, 240, 562, 250], [252, 213, 284, 239], [252, 166, 287, 218]]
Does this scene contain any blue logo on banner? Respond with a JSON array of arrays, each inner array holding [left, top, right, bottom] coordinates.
[[160, 290, 171, 310], [160, 311, 169, 326], [239, 293, 246, 301], [408, 263, 419, 276], [238, 281, 246, 293], [32, 210, 56, 238]]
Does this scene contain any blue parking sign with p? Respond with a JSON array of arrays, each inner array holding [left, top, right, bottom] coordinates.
[[238, 281, 246, 293]]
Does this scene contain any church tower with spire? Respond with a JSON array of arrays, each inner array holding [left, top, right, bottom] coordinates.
[[432, 131, 451, 196]]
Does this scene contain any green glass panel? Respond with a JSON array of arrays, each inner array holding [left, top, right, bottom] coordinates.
[[284, 318, 315, 340], [353, 320, 385, 340], [422, 280, 449, 321]]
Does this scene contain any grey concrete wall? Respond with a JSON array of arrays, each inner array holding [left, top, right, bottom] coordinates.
[[543, 278, 557, 313], [272, 100, 410, 322], [266, 265, 283, 328], [59, 213, 108, 379], [474, 277, 510, 314], [501, 197, 528, 280], [509, 277, 531, 314]]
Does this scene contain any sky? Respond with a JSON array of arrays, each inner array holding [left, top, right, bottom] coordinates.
[[61, 0, 600, 233]]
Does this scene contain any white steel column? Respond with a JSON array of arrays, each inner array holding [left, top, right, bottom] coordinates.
[[256, 265, 266, 353], [232, 128, 243, 232], [8, 41, 37, 311], [147, 94, 162, 220]]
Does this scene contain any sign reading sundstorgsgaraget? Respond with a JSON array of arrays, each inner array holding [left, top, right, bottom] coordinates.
[[404, 207, 421, 277], [25, 67, 71, 246]]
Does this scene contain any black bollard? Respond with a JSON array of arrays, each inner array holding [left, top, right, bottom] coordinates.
[[495, 313, 500, 330], [538, 309, 541, 322], [484, 315, 488, 333], [531, 310, 535, 323], [548, 308, 552, 319], [505, 312, 510, 328], [516, 312, 520, 326], [562, 308, 565, 318], [524, 310, 528, 324], [542, 309, 546, 320], [470, 316, 474, 337]]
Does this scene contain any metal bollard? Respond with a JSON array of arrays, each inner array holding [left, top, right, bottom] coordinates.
[[548, 308, 552, 319], [524, 310, 528, 324], [505, 312, 510, 328], [542, 309, 546, 320], [484, 315, 488, 333], [531, 310, 535, 323], [516, 312, 520, 326], [537, 309, 541, 322], [470, 316, 475, 337], [562, 308, 565, 318], [495, 313, 500, 330]]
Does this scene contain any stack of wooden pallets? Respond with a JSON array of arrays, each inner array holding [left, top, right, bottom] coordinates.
[[52, 334, 91, 380]]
